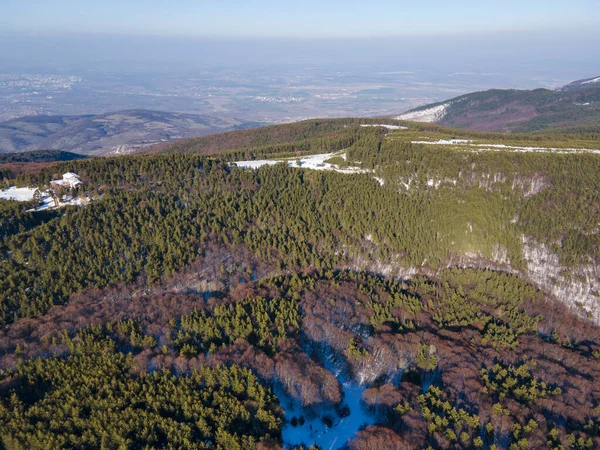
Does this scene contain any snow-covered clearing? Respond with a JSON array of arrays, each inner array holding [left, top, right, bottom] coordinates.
[[1, 186, 57, 210], [412, 139, 600, 154], [412, 139, 472, 145], [281, 381, 376, 450], [0, 186, 38, 201], [234, 152, 371, 175], [360, 124, 408, 130], [395, 103, 449, 123], [280, 352, 380, 450]]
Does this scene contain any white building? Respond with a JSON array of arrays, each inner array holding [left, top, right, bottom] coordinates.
[[51, 172, 82, 188]]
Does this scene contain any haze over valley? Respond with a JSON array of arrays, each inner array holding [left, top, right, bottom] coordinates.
[[2, 31, 600, 154]]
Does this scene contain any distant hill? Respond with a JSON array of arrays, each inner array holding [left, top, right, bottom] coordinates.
[[0, 150, 88, 164], [0, 110, 257, 156], [395, 77, 600, 132], [561, 75, 600, 92]]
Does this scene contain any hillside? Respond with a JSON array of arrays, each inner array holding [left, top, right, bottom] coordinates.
[[0, 110, 254, 156], [0, 150, 88, 164], [1, 119, 600, 449], [396, 77, 600, 132], [561, 76, 600, 92]]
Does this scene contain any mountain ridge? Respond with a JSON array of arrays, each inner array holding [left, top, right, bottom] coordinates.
[[395, 76, 600, 132], [562, 75, 600, 91]]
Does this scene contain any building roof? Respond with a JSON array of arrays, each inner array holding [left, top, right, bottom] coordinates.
[[51, 172, 82, 187]]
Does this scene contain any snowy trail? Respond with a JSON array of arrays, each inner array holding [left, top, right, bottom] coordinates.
[[412, 139, 600, 154], [360, 124, 408, 130]]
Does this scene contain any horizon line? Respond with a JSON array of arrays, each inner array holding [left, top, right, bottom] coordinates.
[[2, 25, 599, 41]]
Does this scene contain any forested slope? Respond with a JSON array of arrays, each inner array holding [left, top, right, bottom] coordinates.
[[1, 119, 599, 449], [0, 150, 88, 164], [396, 78, 600, 132]]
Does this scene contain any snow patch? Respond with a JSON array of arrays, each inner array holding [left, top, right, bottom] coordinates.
[[360, 124, 408, 130], [413, 139, 473, 145], [111, 145, 137, 155], [412, 140, 600, 154], [426, 178, 440, 188], [291, 153, 369, 174], [30, 195, 91, 212], [281, 382, 376, 450], [280, 352, 381, 450], [398, 176, 458, 191], [0, 187, 38, 201], [395, 103, 449, 123], [581, 77, 600, 85], [233, 159, 280, 169], [511, 175, 549, 197], [234, 153, 378, 177]]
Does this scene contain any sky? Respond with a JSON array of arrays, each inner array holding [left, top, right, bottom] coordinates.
[[2, 0, 600, 38], [1, 0, 598, 83]]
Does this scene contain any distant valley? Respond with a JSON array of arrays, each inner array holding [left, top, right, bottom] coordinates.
[[0, 110, 257, 155], [3, 76, 599, 157]]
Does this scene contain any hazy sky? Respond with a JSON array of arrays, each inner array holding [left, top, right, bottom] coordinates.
[[3, 0, 600, 38]]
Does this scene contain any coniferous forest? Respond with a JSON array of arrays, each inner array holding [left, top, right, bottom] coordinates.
[[1, 119, 600, 449]]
